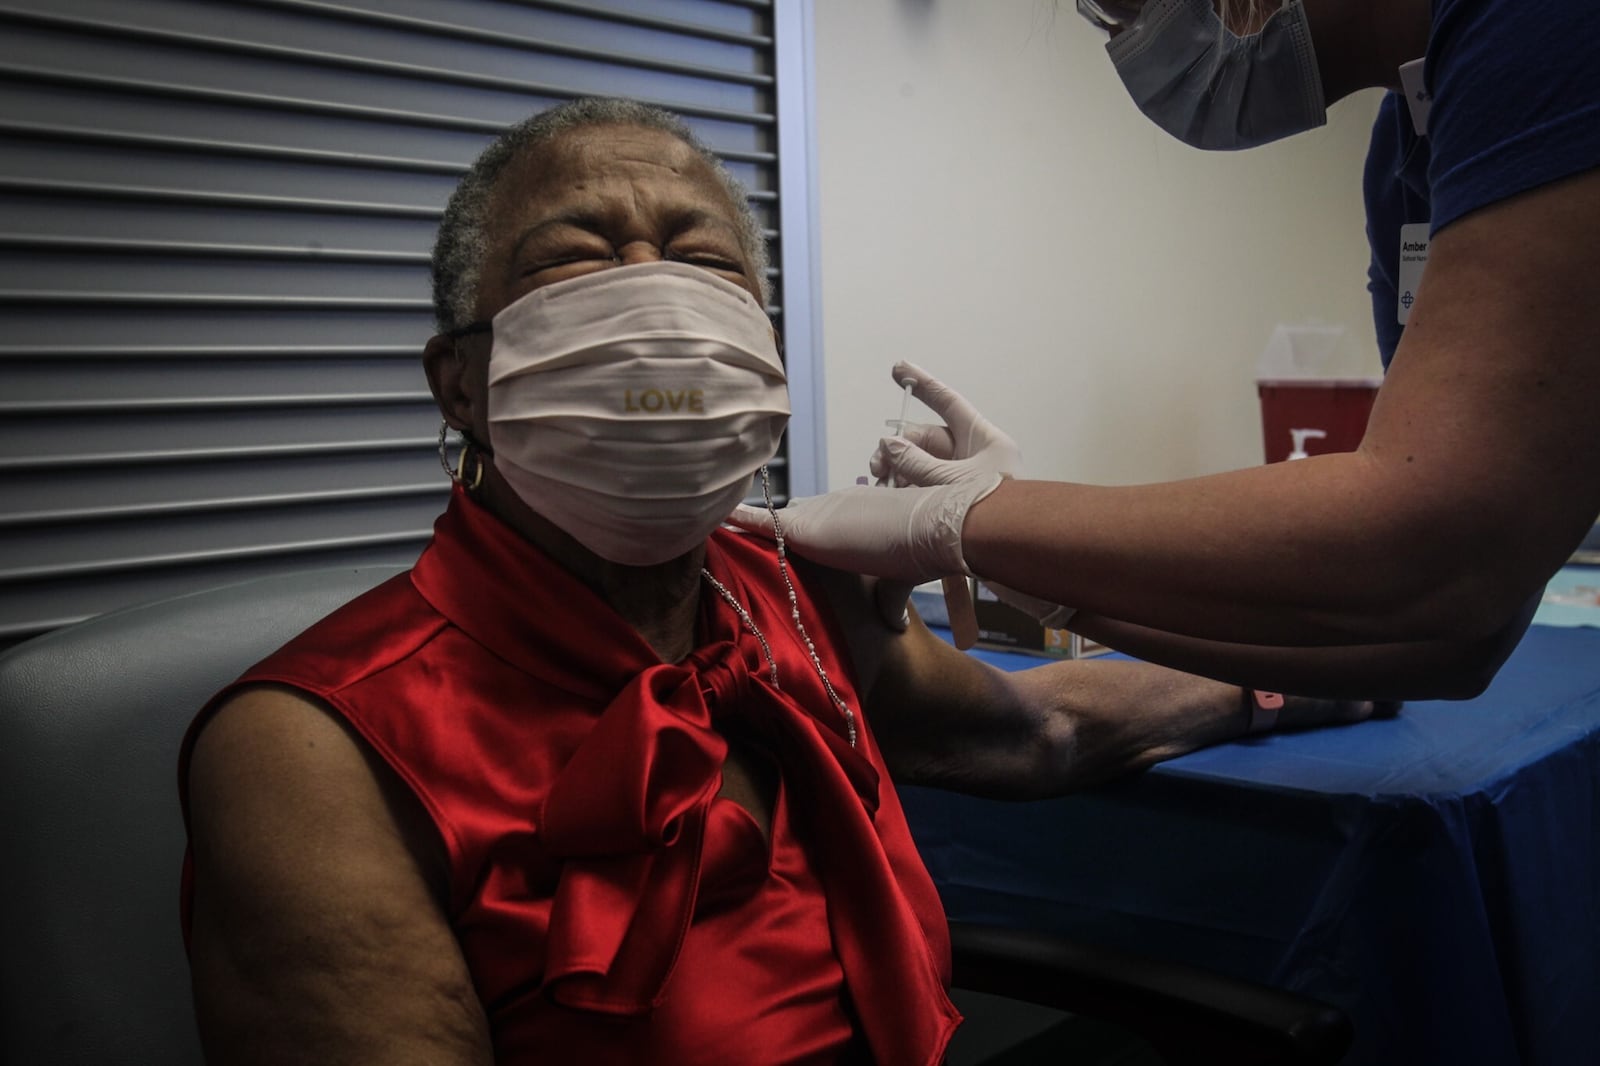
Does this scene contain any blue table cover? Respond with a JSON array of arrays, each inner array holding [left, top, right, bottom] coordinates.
[[901, 623, 1600, 1066]]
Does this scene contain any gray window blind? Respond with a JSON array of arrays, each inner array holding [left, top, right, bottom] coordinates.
[[0, 0, 805, 649]]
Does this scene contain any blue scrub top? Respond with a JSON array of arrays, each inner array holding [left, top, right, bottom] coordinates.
[[1363, 0, 1600, 367]]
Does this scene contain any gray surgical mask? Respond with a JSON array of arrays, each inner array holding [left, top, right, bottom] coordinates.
[[1105, 0, 1326, 151]]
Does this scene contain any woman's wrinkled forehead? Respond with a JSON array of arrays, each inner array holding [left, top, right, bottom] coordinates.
[[487, 126, 738, 239], [468, 125, 758, 313]]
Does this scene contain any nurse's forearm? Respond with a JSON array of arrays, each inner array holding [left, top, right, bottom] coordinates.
[[964, 175, 1600, 652], [1070, 603, 1533, 701], [961, 457, 1532, 648]]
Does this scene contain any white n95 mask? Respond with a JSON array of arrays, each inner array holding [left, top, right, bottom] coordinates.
[[486, 261, 789, 567], [1105, 0, 1326, 151]]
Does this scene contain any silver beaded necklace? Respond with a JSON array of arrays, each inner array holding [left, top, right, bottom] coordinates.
[[700, 466, 858, 748]]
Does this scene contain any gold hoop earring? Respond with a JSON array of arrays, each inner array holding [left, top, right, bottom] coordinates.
[[460, 444, 485, 492], [437, 419, 484, 491]]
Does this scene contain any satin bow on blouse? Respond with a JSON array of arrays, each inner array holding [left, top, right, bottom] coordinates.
[[410, 487, 957, 1066], [537, 631, 876, 1013]]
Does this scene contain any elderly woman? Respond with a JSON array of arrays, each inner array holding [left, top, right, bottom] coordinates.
[[179, 98, 1376, 1066]]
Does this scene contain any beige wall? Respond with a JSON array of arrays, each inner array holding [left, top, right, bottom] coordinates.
[[811, 0, 1387, 490]]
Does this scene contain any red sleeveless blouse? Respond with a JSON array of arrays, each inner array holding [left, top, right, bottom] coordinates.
[[181, 488, 959, 1064]]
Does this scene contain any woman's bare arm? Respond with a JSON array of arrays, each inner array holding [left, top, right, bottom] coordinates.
[[186, 687, 494, 1066], [810, 566, 1376, 800]]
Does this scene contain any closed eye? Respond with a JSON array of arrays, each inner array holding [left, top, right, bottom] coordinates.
[[519, 252, 616, 277], [671, 253, 744, 271]]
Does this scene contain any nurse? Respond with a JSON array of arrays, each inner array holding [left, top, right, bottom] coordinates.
[[735, 0, 1600, 700]]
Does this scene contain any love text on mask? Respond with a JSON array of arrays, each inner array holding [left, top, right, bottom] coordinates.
[[624, 388, 705, 414]]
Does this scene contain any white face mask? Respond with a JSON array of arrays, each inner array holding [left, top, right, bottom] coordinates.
[[485, 261, 789, 567], [1104, 0, 1326, 151]]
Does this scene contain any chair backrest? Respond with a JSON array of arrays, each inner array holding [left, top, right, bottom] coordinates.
[[0, 565, 406, 1066]]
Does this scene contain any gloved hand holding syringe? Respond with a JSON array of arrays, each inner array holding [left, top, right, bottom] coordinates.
[[884, 374, 981, 649], [730, 361, 1075, 632], [873, 362, 1077, 632]]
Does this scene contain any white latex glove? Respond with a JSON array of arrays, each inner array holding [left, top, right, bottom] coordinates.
[[870, 361, 1024, 487], [727, 476, 1003, 583], [870, 361, 1077, 625]]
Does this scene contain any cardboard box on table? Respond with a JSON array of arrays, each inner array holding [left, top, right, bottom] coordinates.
[[970, 581, 1110, 660], [911, 580, 1105, 657]]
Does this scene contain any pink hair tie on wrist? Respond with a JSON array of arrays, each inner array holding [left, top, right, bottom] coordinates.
[[1247, 690, 1284, 734]]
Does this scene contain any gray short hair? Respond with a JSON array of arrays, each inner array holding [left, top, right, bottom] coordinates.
[[430, 98, 770, 333]]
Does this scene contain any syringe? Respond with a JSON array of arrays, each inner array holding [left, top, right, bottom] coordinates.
[[884, 375, 979, 649], [886, 378, 916, 488]]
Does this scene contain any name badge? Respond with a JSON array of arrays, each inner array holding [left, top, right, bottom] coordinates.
[[1398, 58, 1431, 136], [1397, 222, 1430, 326]]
